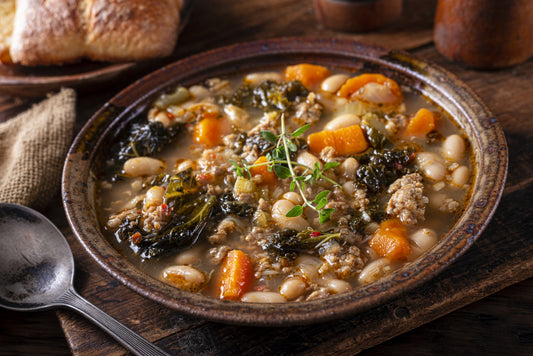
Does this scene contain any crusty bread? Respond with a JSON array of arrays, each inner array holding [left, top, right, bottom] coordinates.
[[1, 0, 184, 66], [0, 0, 16, 63]]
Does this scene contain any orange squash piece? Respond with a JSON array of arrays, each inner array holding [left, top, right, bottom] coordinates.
[[307, 124, 368, 156], [403, 108, 436, 138], [369, 219, 411, 262], [218, 249, 253, 300], [284, 63, 331, 88], [249, 156, 277, 186], [193, 114, 221, 147]]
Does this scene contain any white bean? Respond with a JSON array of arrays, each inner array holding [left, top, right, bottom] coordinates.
[[188, 85, 209, 100], [409, 228, 439, 258], [241, 291, 286, 303], [131, 179, 143, 191], [425, 162, 446, 181], [451, 165, 470, 187], [280, 277, 307, 300], [174, 247, 203, 265], [143, 186, 165, 210], [326, 279, 352, 294], [175, 159, 194, 173], [358, 82, 398, 105], [123, 157, 165, 177], [296, 151, 321, 170], [271, 199, 309, 231], [147, 107, 158, 121], [154, 111, 172, 128], [162, 265, 206, 292], [282, 192, 304, 206], [358, 258, 392, 284], [342, 181, 355, 195], [224, 104, 250, 130], [295, 255, 323, 282], [416, 152, 445, 181], [321, 74, 349, 93], [324, 113, 361, 131], [244, 72, 283, 86], [338, 157, 359, 178], [443, 134, 465, 162]]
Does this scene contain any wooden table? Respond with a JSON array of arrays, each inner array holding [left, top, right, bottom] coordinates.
[[1, 0, 532, 355]]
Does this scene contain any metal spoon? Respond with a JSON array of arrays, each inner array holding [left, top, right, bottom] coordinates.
[[0, 203, 170, 356]]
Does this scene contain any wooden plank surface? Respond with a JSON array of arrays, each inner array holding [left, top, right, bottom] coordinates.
[[1, 0, 532, 355]]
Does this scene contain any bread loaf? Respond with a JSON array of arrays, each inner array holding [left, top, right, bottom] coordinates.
[[0, 0, 184, 66], [0, 0, 15, 63]]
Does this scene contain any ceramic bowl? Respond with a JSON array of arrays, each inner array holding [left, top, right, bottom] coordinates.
[[62, 37, 507, 326]]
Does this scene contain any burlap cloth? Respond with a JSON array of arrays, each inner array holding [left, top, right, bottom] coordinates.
[[0, 88, 76, 209]]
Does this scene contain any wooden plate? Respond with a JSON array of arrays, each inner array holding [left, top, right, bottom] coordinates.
[[62, 37, 508, 326], [0, 0, 193, 97]]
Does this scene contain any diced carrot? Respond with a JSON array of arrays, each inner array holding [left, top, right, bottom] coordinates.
[[403, 108, 436, 138], [218, 249, 254, 300], [284, 63, 331, 88], [307, 124, 368, 156], [337, 73, 403, 105], [249, 156, 277, 186], [369, 219, 411, 262], [193, 114, 221, 147]]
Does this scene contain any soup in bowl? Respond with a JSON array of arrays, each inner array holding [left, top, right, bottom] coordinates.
[[63, 38, 507, 325], [98, 64, 472, 302]]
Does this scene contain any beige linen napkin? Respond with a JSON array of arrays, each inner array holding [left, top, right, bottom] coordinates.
[[0, 88, 76, 209]]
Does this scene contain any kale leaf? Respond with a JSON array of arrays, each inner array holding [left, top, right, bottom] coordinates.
[[251, 80, 309, 112], [111, 121, 182, 179], [354, 145, 418, 193], [139, 195, 217, 259]]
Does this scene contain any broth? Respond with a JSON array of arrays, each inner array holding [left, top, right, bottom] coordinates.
[[97, 64, 472, 302]]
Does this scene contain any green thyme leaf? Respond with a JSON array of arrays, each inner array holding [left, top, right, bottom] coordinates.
[[318, 208, 335, 224], [273, 164, 291, 179], [291, 124, 310, 137], [315, 197, 328, 210], [287, 140, 298, 153], [313, 190, 330, 204], [285, 205, 304, 217], [290, 180, 296, 191], [260, 130, 278, 143], [323, 161, 341, 170]]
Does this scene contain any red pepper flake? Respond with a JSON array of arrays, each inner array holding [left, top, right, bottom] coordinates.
[[160, 203, 171, 217], [310, 231, 321, 237], [393, 162, 403, 171], [166, 112, 175, 119], [131, 232, 142, 244], [196, 173, 214, 184]]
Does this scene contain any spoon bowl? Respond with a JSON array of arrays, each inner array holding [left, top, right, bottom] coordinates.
[[0, 203, 74, 311], [0, 203, 170, 356]]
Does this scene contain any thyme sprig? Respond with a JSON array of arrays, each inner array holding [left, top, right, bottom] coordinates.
[[231, 113, 341, 224]]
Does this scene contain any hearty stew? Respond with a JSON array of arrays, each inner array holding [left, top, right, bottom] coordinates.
[[97, 64, 472, 302]]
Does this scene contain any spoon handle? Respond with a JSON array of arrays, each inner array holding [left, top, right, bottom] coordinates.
[[57, 287, 171, 356]]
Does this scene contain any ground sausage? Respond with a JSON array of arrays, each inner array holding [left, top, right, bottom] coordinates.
[[386, 173, 428, 225]]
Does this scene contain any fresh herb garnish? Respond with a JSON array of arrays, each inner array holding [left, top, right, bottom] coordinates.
[[231, 113, 340, 224]]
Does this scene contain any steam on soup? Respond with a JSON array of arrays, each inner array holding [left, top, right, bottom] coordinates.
[[97, 64, 472, 302]]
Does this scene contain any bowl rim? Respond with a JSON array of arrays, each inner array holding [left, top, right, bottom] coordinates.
[[62, 36, 508, 326]]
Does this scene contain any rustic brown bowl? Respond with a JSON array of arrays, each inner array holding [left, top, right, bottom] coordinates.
[[62, 37, 507, 326]]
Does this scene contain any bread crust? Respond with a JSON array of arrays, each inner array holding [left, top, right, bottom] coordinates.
[[6, 0, 183, 65], [0, 0, 17, 63]]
